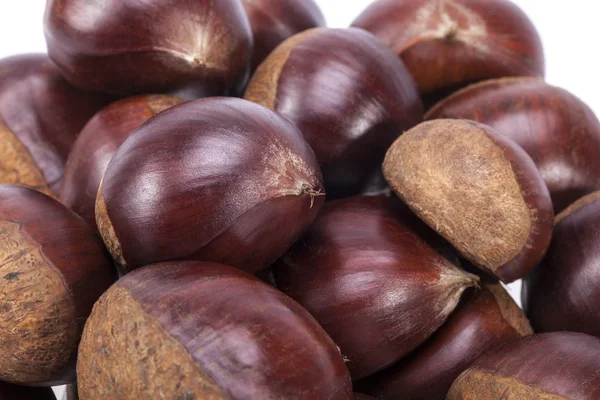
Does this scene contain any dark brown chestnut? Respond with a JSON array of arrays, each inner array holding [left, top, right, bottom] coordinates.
[[426, 77, 600, 212], [0, 383, 56, 400], [44, 0, 253, 96], [351, 0, 545, 106], [522, 191, 600, 336], [447, 332, 600, 399], [353, 394, 375, 400], [0, 185, 116, 386], [96, 97, 323, 275], [60, 95, 182, 228], [384, 119, 554, 283], [77, 261, 353, 399], [358, 284, 532, 400], [274, 195, 478, 380], [0, 54, 112, 195], [241, 0, 326, 71], [244, 27, 423, 199], [65, 384, 78, 400]]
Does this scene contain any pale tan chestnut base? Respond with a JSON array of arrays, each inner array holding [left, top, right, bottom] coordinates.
[[77, 286, 226, 400], [95, 180, 126, 269], [0, 220, 77, 384], [487, 284, 533, 336]]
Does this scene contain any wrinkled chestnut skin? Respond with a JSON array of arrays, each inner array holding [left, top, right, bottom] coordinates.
[[77, 261, 353, 400], [44, 0, 253, 96], [274, 195, 478, 380], [0, 185, 116, 385], [358, 284, 532, 399], [352, 0, 544, 106], [245, 28, 423, 199], [241, 0, 326, 71], [448, 332, 600, 399], [60, 95, 182, 228], [0, 383, 56, 400], [97, 97, 324, 275], [426, 77, 600, 212], [0, 54, 113, 195], [523, 192, 600, 336]]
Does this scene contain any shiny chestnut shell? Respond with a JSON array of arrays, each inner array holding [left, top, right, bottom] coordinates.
[[245, 27, 423, 199], [77, 261, 353, 399]]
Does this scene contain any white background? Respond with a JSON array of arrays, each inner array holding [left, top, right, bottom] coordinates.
[[0, 1, 595, 398]]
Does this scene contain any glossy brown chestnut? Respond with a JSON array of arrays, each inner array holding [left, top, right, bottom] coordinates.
[[44, 0, 253, 96], [383, 119, 554, 283], [0, 54, 112, 195], [522, 191, 600, 336], [244, 27, 423, 199], [0, 185, 116, 385], [351, 0, 545, 106], [60, 95, 182, 228], [77, 261, 353, 399], [426, 77, 600, 212], [97, 97, 323, 274], [447, 332, 600, 399], [358, 284, 532, 400], [274, 195, 479, 380], [0, 383, 56, 400], [241, 0, 326, 71]]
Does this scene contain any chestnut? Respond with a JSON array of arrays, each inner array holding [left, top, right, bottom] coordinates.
[[241, 0, 326, 71], [96, 97, 323, 274], [0, 185, 116, 385], [522, 191, 600, 336], [44, 0, 253, 96], [351, 0, 544, 106], [77, 261, 353, 399], [0, 383, 56, 400], [447, 332, 600, 399], [60, 95, 182, 228], [383, 119, 554, 283], [65, 384, 78, 400], [244, 27, 423, 199], [426, 77, 600, 212], [358, 284, 532, 400], [0, 54, 112, 195], [273, 195, 479, 380], [353, 394, 375, 400]]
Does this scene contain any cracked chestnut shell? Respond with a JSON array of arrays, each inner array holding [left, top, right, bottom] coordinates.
[[77, 261, 353, 399], [60, 95, 182, 229], [0, 383, 56, 400], [426, 77, 600, 212], [523, 191, 600, 336], [0, 185, 116, 386], [274, 195, 478, 380], [384, 119, 554, 283], [351, 0, 545, 106], [245, 27, 423, 199], [44, 0, 253, 96], [241, 0, 326, 71], [358, 284, 532, 400], [448, 332, 600, 399], [0, 54, 112, 195], [96, 97, 324, 274]]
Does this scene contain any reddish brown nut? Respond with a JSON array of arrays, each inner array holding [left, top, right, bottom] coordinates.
[[60, 95, 182, 228], [426, 77, 600, 212], [241, 0, 326, 71], [523, 191, 600, 336], [0, 185, 116, 385], [244, 27, 423, 199], [0, 54, 112, 195], [358, 284, 532, 400], [274, 195, 478, 380], [351, 0, 544, 106], [44, 0, 253, 96], [383, 119, 554, 283], [447, 332, 600, 399], [97, 97, 323, 274], [77, 261, 353, 399], [0, 383, 56, 400]]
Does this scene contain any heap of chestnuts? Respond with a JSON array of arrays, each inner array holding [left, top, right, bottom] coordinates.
[[0, 0, 598, 399]]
